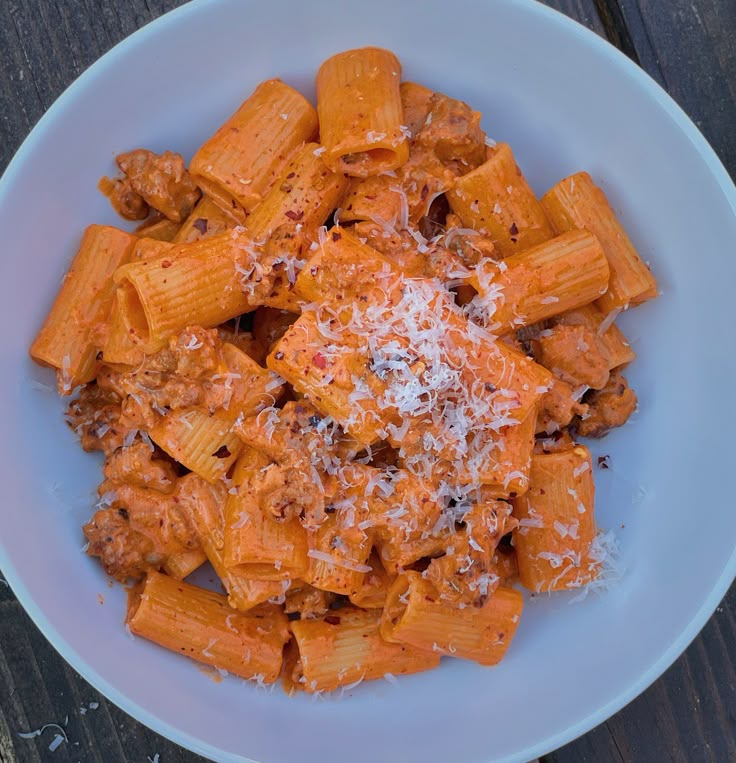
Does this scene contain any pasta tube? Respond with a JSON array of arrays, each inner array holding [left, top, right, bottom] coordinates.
[[102, 295, 145, 368], [316, 47, 409, 177], [447, 143, 554, 257], [149, 408, 243, 483], [337, 176, 402, 227], [459, 407, 537, 496], [114, 229, 261, 353], [267, 309, 391, 445], [381, 572, 523, 665], [150, 342, 281, 482], [348, 551, 394, 609], [31, 225, 136, 392], [301, 517, 372, 597], [245, 142, 350, 241], [541, 171, 657, 312], [190, 79, 318, 221], [512, 446, 600, 592], [129, 237, 176, 263], [162, 549, 207, 580], [126, 571, 289, 682], [176, 474, 288, 611], [135, 217, 181, 242], [223, 448, 309, 581], [287, 606, 439, 692], [293, 226, 396, 304], [173, 194, 237, 244], [471, 230, 610, 331], [300, 467, 377, 595], [372, 470, 448, 573]]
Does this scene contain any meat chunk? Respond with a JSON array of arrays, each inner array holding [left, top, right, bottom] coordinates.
[[235, 401, 358, 528], [96, 326, 231, 430], [351, 220, 469, 285], [536, 376, 588, 435], [532, 323, 611, 390], [103, 440, 177, 493], [425, 501, 516, 605], [170, 325, 223, 379], [576, 370, 637, 437], [85, 479, 200, 581], [415, 93, 487, 170], [101, 149, 201, 222], [98, 176, 149, 220], [83, 508, 156, 581], [251, 461, 325, 523], [66, 384, 134, 456], [285, 584, 337, 620], [442, 212, 499, 267]]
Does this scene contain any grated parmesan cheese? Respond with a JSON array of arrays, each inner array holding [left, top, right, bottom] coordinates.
[[306, 549, 372, 573]]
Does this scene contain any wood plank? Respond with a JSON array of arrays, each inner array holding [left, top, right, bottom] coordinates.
[[541, 0, 609, 36], [0, 0, 183, 172], [610, 0, 736, 171], [0, 3, 45, 175]]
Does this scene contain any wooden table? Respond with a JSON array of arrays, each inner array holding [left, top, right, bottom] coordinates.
[[1, 1, 734, 761]]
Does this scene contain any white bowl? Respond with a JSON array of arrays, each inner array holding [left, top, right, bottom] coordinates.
[[1, 1, 734, 761]]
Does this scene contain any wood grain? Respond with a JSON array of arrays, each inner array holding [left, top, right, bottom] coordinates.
[[0, 1, 735, 761], [611, 0, 736, 172], [542, 0, 610, 35]]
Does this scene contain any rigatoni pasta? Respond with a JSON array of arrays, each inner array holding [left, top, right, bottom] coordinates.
[[447, 142, 555, 257], [287, 606, 439, 692], [31, 48, 654, 695], [114, 229, 262, 352], [244, 142, 350, 242], [189, 79, 318, 221], [31, 225, 136, 392], [126, 571, 289, 682], [316, 47, 409, 177], [470, 229, 611, 331], [541, 171, 658, 313], [382, 572, 523, 665], [512, 446, 600, 592]]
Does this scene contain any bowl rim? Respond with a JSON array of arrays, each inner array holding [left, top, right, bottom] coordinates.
[[1, 0, 735, 761]]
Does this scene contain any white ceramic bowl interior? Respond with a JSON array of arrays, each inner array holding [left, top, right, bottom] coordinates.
[[1, 1, 734, 761]]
